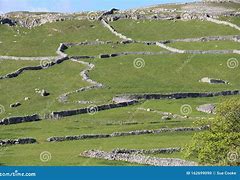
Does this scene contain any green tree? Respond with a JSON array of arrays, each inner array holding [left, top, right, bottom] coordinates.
[[185, 98, 240, 165]]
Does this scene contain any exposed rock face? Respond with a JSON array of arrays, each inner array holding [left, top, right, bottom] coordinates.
[[81, 150, 197, 166], [199, 77, 228, 84], [196, 104, 216, 114], [0, 138, 37, 146], [1, 12, 73, 28], [47, 126, 208, 142], [0, 114, 40, 125]]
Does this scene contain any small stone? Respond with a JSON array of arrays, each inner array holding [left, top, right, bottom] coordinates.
[[161, 116, 171, 120], [40, 89, 50, 97], [10, 102, 21, 108]]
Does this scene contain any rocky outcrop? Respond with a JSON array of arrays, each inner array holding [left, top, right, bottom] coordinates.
[[156, 42, 185, 53], [1, 12, 73, 28], [47, 126, 208, 142], [0, 138, 37, 146], [80, 150, 197, 166], [0, 114, 41, 125]]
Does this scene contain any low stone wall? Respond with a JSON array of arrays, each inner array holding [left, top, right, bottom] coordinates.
[[0, 56, 57, 61], [0, 114, 41, 125], [117, 90, 240, 101], [206, 17, 240, 31], [163, 35, 240, 43], [49, 100, 138, 119], [112, 148, 182, 154], [0, 138, 37, 146], [80, 150, 197, 166], [156, 42, 185, 53], [0, 56, 69, 80], [101, 19, 133, 41], [47, 126, 208, 142]]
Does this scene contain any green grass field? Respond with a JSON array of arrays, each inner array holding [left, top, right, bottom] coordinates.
[[66, 43, 166, 56], [168, 40, 240, 50], [0, 6, 240, 166], [110, 19, 240, 41], [0, 20, 119, 57]]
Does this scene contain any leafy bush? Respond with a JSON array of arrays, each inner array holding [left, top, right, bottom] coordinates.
[[185, 98, 240, 165]]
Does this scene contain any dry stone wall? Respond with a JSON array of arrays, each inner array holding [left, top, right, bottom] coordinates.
[[81, 150, 197, 166], [47, 126, 208, 142], [49, 100, 138, 119], [0, 114, 41, 125], [0, 138, 37, 146], [0, 56, 69, 80], [117, 90, 240, 101]]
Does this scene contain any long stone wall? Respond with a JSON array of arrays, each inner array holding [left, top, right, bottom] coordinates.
[[116, 90, 240, 101], [112, 148, 182, 154], [0, 56, 57, 61], [81, 150, 197, 166], [0, 138, 37, 146], [47, 126, 208, 142], [49, 100, 138, 119], [0, 114, 41, 125], [206, 17, 240, 31], [0, 56, 69, 80], [101, 19, 133, 41]]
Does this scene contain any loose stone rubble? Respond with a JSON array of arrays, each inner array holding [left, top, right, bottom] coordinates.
[[196, 104, 216, 114], [80, 150, 197, 166], [112, 148, 182, 154]]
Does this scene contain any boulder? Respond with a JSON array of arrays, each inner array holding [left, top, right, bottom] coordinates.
[[196, 104, 216, 114]]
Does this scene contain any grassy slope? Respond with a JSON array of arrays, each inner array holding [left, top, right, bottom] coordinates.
[[66, 43, 166, 56], [0, 20, 119, 57], [0, 131, 194, 166], [0, 60, 40, 76], [0, 60, 89, 119], [67, 54, 240, 104], [110, 19, 240, 41], [168, 40, 240, 50]]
